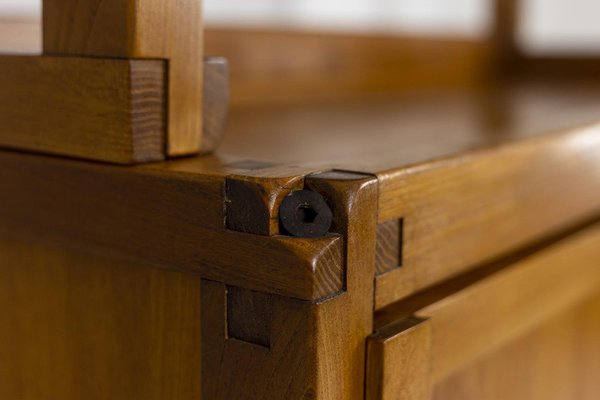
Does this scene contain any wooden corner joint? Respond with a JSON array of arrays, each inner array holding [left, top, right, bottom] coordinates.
[[1, 1, 230, 163], [0, 55, 229, 164], [224, 170, 378, 301], [204, 171, 379, 398]]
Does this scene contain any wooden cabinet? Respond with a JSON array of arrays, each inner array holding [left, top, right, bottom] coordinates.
[[1, 84, 600, 399], [1, 1, 600, 399]]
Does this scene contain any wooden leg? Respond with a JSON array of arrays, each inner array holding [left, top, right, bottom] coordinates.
[[202, 171, 378, 398]]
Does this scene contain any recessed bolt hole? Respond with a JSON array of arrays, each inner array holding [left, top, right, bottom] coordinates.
[[298, 203, 318, 224]]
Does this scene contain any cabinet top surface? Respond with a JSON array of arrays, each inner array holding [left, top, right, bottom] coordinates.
[[150, 80, 600, 180]]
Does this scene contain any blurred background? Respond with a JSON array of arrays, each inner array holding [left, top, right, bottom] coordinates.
[[1, 0, 599, 104]]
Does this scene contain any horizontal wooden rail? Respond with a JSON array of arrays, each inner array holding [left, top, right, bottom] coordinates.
[[0, 150, 343, 300], [0, 55, 166, 163], [375, 123, 600, 308], [0, 55, 229, 164]]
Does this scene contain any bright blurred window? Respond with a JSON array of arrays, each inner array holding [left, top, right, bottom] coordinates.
[[518, 0, 600, 55], [205, 0, 492, 39]]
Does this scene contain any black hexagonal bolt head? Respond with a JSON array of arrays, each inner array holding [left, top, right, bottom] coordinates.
[[279, 190, 333, 238]]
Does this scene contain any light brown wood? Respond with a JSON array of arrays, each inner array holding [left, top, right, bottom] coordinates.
[[375, 123, 600, 308], [372, 222, 600, 394], [43, 0, 204, 155], [375, 219, 402, 275], [0, 150, 343, 301], [434, 293, 600, 400], [0, 234, 201, 400], [0, 55, 165, 164], [201, 171, 378, 399], [366, 317, 432, 400]]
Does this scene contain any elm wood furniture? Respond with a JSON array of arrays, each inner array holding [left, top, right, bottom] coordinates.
[[43, 0, 205, 156], [0, 0, 227, 163], [2, 3, 600, 400], [2, 80, 600, 399]]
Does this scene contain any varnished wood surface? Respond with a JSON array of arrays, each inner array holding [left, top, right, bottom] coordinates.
[[375, 122, 600, 307], [197, 82, 600, 307], [209, 82, 600, 170], [43, 0, 204, 156], [371, 221, 600, 396], [0, 80, 598, 303], [0, 235, 201, 400], [0, 150, 344, 301], [201, 172, 378, 399], [434, 293, 600, 400], [366, 317, 432, 400], [0, 55, 165, 164]]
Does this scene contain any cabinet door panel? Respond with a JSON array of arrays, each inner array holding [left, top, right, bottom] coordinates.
[[367, 223, 600, 400]]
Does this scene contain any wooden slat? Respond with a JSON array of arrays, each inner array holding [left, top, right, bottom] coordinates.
[[0, 150, 343, 301], [43, 0, 204, 155], [0, 55, 165, 164], [367, 317, 432, 400], [423, 223, 600, 383], [375, 124, 600, 308], [371, 222, 600, 398]]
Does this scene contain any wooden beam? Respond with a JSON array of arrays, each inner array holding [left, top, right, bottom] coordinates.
[[0, 150, 343, 300], [43, 0, 204, 156], [0, 55, 166, 164], [375, 123, 600, 308]]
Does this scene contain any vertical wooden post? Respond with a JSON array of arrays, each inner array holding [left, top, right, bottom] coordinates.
[[43, 0, 204, 156], [202, 171, 378, 398], [492, 0, 521, 74]]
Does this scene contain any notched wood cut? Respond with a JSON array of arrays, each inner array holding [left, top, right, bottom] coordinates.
[[225, 175, 304, 235], [375, 219, 403, 275], [227, 286, 272, 348]]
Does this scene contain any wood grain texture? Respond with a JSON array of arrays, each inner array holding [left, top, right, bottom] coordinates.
[[305, 172, 378, 399], [433, 293, 600, 400], [202, 171, 378, 399], [0, 55, 165, 164], [373, 222, 600, 391], [0, 235, 201, 400], [43, 0, 204, 156], [0, 150, 343, 300], [375, 124, 600, 308], [366, 317, 432, 400]]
